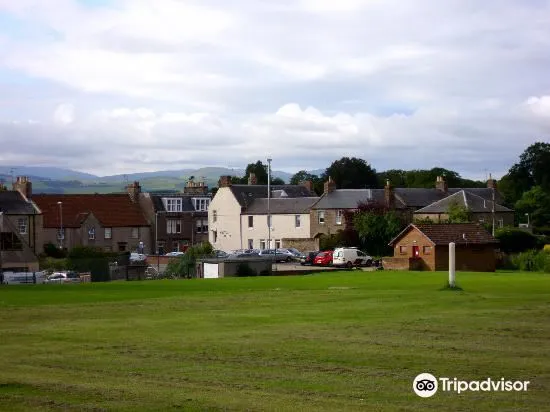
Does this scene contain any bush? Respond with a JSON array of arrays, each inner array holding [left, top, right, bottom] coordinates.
[[39, 257, 68, 272], [509, 249, 550, 272], [67, 246, 113, 282], [235, 263, 257, 277], [495, 228, 539, 253], [43, 242, 67, 259]]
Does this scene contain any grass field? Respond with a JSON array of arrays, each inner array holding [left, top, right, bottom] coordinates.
[[0, 271, 549, 411]]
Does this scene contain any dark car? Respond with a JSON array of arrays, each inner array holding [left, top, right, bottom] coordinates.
[[300, 251, 320, 266]]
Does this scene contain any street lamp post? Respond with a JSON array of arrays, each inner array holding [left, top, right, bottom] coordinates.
[[155, 210, 167, 273], [267, 158, 272, 250], [57, 201, 63, 250]]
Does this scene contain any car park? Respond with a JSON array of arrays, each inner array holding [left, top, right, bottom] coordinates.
[[258, 249, 293, 262], [300, 251, 320, 265]]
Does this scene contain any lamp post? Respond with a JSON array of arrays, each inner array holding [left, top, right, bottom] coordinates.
[[57, 201, 63, 250], [267, 158, 272, 250], [525, 213, 530, 226], [155, 210, 167, 273]]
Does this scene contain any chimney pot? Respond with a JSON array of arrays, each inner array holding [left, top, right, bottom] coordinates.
[[324, 176, 336, 194]]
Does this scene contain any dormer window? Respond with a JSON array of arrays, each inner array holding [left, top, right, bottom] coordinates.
[[163, 198, 183, 212], [192, 198, 210, 211]]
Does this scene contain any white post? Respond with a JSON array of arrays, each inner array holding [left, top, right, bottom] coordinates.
[[267, 158, 272, 250], [449, 242, 456, 287]]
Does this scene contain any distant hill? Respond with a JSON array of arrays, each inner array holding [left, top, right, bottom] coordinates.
[[0, 166, 97, 181]]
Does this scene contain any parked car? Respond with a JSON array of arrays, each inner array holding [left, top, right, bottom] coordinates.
[[332, 247, 373, 268], [130, 252, 147, 262], [313, 250, 333, 266], [46, 271, 81, 284], [213, 250, 229, 259], [286, 248, 304, 261], [300, 251, 320, 266], [165, 251, 185, 257], [258, 249, 293, 262]]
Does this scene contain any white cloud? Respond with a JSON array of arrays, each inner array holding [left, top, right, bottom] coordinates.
[[0, 0, 549, 178]]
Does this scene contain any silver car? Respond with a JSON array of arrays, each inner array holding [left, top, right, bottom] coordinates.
[[46, 271, 81, 284], [258, 249, 293, 262]]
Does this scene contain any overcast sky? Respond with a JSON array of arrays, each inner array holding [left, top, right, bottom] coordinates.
[[0, 0, 549, 179]]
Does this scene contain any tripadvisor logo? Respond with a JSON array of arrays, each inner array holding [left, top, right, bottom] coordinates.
[[413, 373, 530, 398]]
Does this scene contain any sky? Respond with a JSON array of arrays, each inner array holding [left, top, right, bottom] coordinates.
[[0, 0, 549, 179]]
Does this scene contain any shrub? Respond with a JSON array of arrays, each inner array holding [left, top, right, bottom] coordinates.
[[495, 228, 539, 253], [67, 246, 112, 282], [509, 249, 550, 273], [43, 242, 67, 259], [39, 257, 68, 272], [235, 263, 257, 277]]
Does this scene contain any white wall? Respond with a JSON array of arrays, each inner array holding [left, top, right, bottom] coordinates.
[[208, 187, 243, 252], [240, 213, 311, 249]]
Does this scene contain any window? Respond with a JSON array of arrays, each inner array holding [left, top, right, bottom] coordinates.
[[336, 210, 343, 225], [131, 227, 139, 238], [318, 210, 325, 224], [164, 198, 183, 212], [248, 239, 253, 249], [118, 242, 127, 252], [498, 219, 504, 228], [248, 216, 254, 228], [202, 220, 208, 233], [57, 228, 65, 240], [17, 218, 27, 235], [423, 246, 432, 255], [212, 231, 217, 243], [104, 227, 112, 239], [88, 227, 95, 240], [167, 220, 181, 234], [399, 245, 407, 254], [196, 219, 202, 233], [192, 198, 210, 211], [104, 245, 112, 252], [0, 232, 23, 250], [267, 215, 272, 228], [260, 239, 266, 249], [213, 210, 217, 222], [295, 215, 301, 228], [156, 241, 165, 255], [275, 239, 281, 249]]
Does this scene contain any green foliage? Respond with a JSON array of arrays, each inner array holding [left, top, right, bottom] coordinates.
[[447, 201, 473, 223], [495, 227, 539, 253], [351, 205, 403, 256], [66, 246, 114, 282], [323, 157, 378, 189], [235, 263, 257, 277], [377, 168, 484, 189], [39, 257, 68, 272], [509, 249, 550, 272], [289, 170, 324, 195], [413, 216, 435, 224], [165, 242, 214, 278], [43, 242, 67, 259], [514, 185, 550, 227]]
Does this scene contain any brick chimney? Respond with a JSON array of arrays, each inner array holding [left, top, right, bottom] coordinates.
[[248, 173, 257, 185], [324, 176, 336, 194], [301, 180, 313, 193], [13, 176, 32, 198], [435, 175, 448, 193], [0, 181, 7, 191], [218, 175, 232, 188], [487, 173, 497, 189], [126, 181, 141, 203], [384, 179, 394, 208]]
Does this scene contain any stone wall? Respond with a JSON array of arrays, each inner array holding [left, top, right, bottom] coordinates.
[[283, 237, 319, 252]]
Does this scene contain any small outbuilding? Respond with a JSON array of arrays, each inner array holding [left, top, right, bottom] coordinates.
[[386, 223, 499, 272]]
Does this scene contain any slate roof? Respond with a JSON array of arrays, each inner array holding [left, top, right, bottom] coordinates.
[[0, 191, 38, 215], [32, 194, 149, 228], [150, 193, 211, 213], [415, 190, 512, 214], [311, 187, 505, 210], [245, 197, 319, 214], [230, 185, 316, 208], [389, 223, 499, 246]]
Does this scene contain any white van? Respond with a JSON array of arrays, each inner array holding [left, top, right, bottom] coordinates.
[[2, 271, 46, 285], [332, 247, 373, 268]]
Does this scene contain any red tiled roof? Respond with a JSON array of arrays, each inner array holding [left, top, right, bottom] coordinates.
[[33, 194, 149, 228], [389, 223, 498, 246]]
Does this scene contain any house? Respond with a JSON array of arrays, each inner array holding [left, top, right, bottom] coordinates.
[[208, 174, 318, 252], [413, 190, 514, 226], [385, 223, 499, 272], [139, 179, 212, 254], [0, 179, 42, 272], [309, 175, 509, 240], [32, 181, 151, 253]]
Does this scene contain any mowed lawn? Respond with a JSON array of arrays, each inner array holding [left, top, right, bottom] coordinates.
[[0, 271, 549, 411]]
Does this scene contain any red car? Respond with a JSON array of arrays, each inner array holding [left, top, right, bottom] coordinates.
[[313, 250, 333, 266]]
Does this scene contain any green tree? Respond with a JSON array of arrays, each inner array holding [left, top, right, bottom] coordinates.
[[290, 170, 323, 194], [514, 186, 550, 227], [350, 203, 404, 256], [271, 177, 285, 185], [165, 242, 214, 278], [447, 202, 473, 223], [323, 157, 378, 189], [377, 169, 407, 187]]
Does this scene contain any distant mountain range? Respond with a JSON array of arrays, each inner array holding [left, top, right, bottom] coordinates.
[[0, 166, 324, 194]]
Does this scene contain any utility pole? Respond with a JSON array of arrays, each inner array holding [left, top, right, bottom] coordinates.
[[57, 201, 63, 249], [267, 158, 272, 250], [491, 185, 495, 237]]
